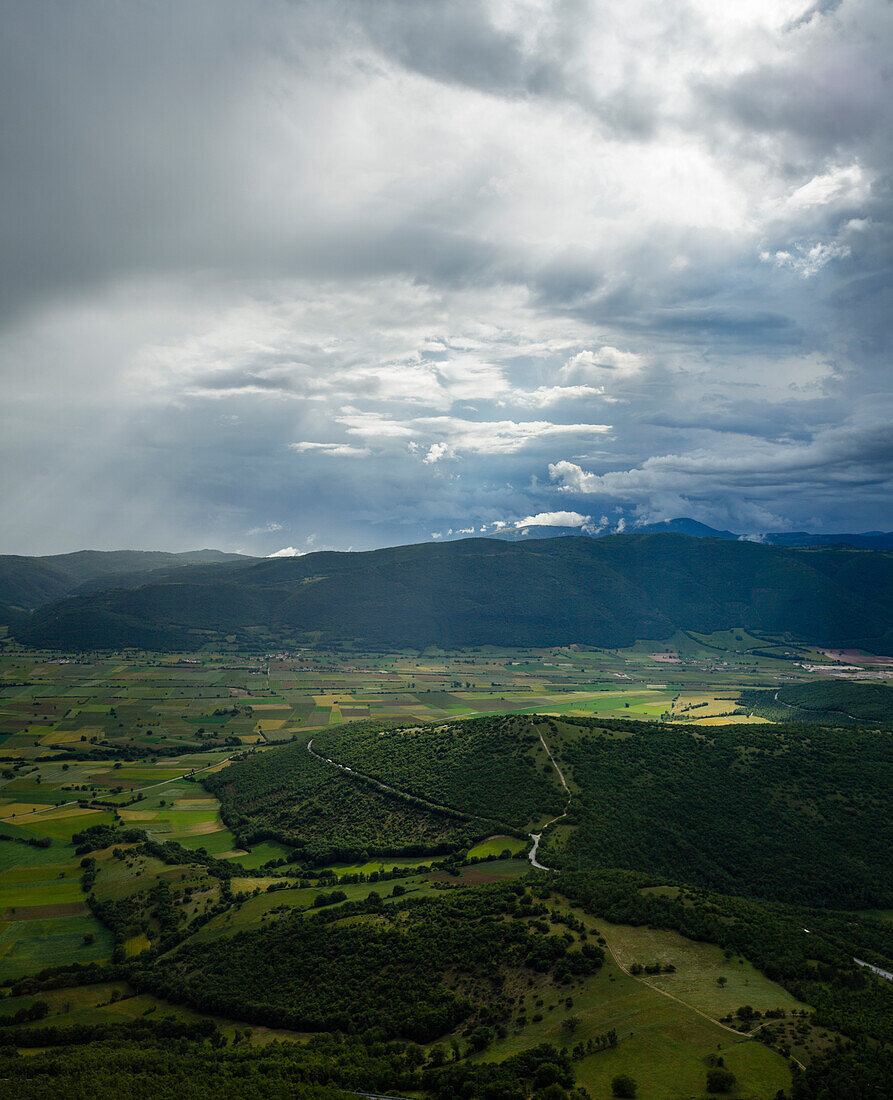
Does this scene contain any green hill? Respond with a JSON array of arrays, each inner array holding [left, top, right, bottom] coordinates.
[[13, 534, 893, 652], [208, 713, 892, 909], [0, 549, 252, 614], [740, 680, 893, 724], [203, 726, 495, 865], [536, 717, 893, 908], [203, 715, 562, 864]]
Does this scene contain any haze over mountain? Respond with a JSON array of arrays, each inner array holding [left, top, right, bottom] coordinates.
[[0, 549, 251, 623], [12, 534, 893, 654], [447, 516, 893, 549]]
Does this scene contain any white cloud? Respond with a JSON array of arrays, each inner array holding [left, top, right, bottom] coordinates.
[[761, 241, 851, 278], [515, 510, 591, 527], [548, 418, 893, 530], [561, 347, 647, 383], [423, 442, 453, 464], [784, 163, 868, 211], [1, 1, 890, 553], [512, 384, 606, 407], [289, 442, 371, 457], [247, 521, 283, 535], [268, 546, 307, 558], [342, 413, 612, 456]]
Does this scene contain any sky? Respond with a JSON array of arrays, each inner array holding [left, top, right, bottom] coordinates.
[[1, 0, 891, 556]]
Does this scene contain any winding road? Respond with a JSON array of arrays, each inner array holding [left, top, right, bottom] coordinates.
[[307, 738, 493, 823], [527, 730, 571, 871], [308, 729, 572, 871], [773, 689, 858, 722], [853, 957, 893, 982]]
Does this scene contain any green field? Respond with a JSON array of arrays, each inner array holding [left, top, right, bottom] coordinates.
[[594, 918, 808, 1018], [467, 834, 527, 858], [0, 640, 889, 1098], [0, 912, 114, 978]]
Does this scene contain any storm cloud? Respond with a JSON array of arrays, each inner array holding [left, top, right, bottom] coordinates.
[[1, 0, 890, 554]]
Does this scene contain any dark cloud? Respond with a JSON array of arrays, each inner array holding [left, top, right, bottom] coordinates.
[[0, 1, 890, 554]]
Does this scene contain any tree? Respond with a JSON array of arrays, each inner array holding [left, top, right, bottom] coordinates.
[[706, 1067, 737, 1093], [468, 1025, 493, 1052], [612, 1076, 637, 1098], [534, 1063, 562, 1088]]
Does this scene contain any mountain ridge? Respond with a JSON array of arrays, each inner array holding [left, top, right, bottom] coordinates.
[[11, 533, 893, 654], [0, 548, 253, 614], [480, 516, 893, 549]]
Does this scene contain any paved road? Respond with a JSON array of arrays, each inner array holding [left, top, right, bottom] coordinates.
[[351, 1093, 414, 1100], [309, 733, 569, 870], [773, 690, 858, 721], [854, 956, 893, 981], [527, 730, 571, 871], [307, 739, 509, 829]]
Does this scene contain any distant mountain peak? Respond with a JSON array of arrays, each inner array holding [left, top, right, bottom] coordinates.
[[449, 517, 893, 551]]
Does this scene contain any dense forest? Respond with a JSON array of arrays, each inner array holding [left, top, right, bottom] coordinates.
[[3, 704, 891, 1098], [538, 717, 892, 908], [311, 715, 565, 828], [739, 680, 893, 725], [0, 1029, 586, 1100], [203, 726, 494, 863], [4, 868, 891, 1098], [133, 885, 602, 1042], [209, 713, 892, 905]]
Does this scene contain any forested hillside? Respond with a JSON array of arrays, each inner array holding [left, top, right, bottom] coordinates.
[[211, 713, 892, 909], [311, 716, 565, 828], [538, 718, 893, 907], [204, 726, 492, 864], [0, 549, 250, 614], [14, 534, 893, 652], [740, 680, 893, 724], [136, 885, 603, 1041]]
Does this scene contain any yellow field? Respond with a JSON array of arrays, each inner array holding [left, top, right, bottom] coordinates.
[[124, 932, 151, 956], [203, 760, 234, 774], [40, 730, 84, 745], [0, 802, 54, 817], [668, 693, 757, 722], [696, 714, 773, 725], [175, 820, 224, 836]]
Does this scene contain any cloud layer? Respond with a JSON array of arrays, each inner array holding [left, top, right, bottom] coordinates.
[[0, 0, 890, 553]]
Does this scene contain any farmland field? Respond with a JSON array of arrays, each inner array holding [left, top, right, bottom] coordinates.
[[0, 637, 890, 1099]]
